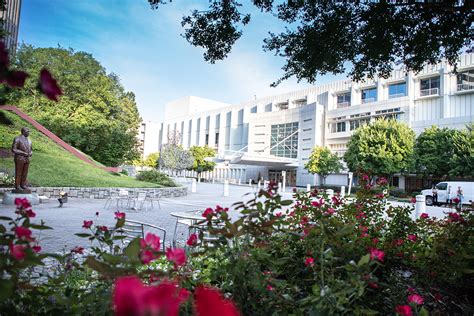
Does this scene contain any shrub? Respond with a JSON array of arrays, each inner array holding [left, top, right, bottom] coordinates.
[[0, 179, 472, 315], [119, 169, 129, 176], [390, 188, 407, 198], [136, 169, 176, 187]]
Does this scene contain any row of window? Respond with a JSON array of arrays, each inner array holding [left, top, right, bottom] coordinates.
[[336, 70, 474, 108], [329, 111, 401, 133]]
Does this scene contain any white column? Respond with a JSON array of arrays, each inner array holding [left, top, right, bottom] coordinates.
[[199, 116, 206, 146]]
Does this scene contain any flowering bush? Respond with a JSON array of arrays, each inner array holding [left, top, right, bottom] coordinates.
[[0, 180, 473, 315]]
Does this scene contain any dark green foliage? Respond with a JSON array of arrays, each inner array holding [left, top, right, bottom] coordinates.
[[449, 124, 474, 177], [414, 126, 457, 178], [344, 119, 415, 177], [6, 44, 141, 166], [149, 1, 473, 86], [189, 145, 216, 175], [305, 146, 342, 185], [136, 169, 176, 187]]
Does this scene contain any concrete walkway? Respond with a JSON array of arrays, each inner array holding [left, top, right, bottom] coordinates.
[[0, 183, 454, 253]]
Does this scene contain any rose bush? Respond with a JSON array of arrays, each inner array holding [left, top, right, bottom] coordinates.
[[0, 178, 473, 315]]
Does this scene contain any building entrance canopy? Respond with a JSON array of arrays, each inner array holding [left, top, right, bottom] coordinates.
[[215, 150, 298, 167]]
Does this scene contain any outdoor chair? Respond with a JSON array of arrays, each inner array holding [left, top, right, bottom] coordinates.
[[104, 191, 119, 209], [121, 219, 167, 251], [148, 190, 162, 209], [131, 191, 153, 211]]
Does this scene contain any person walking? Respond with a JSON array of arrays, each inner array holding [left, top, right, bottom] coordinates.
[[432, 186, 438, 206], [456, 186, 464, 211], [446, 186, 452, 208]]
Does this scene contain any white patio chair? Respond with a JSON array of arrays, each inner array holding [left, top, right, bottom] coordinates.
[[121, 219, 167, 251], [131, 191, 152, 211]]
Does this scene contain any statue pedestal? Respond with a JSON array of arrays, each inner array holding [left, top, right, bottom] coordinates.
[[2, 192, 39, 205]]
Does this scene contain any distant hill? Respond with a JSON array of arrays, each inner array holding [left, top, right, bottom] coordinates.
[[0, 110, 160, 188]]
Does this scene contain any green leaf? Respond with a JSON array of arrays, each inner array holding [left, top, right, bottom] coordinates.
[[280, 200, 293, 206], [419, 307, 429, 316], [115, 217, 125, 228], [124, 238, 140, 261], [85, 256, 112, 274], [75, 233, 91, 238], [0, 216, 13, 221], [29, 224, 53, 230], [357, 254, 370, 267], [0, 279, 14, 300], [102, 253, 123, 265]]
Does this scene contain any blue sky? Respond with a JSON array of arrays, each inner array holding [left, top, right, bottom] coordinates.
[[19, 0, 347, 122]]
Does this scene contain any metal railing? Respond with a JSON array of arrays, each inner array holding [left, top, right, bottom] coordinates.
[[457, 83, 474, 92], [361, 97, 376, 104], [336, 101, 350, 108], [419, 87, 439, 97], [389, 93, 406, 99]]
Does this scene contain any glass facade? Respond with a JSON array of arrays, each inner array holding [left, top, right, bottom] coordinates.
[[337, 92, 351, 108], [361, 87, 377, 103], [420, 76, 440, 96], [457, 70, 474, 91], [388, 82, 406, 98], [270, 122, 299, 158]]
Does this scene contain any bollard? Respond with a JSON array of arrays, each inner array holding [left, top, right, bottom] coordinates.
[[191, 179, 197, 193], [238, 178, 241, 185], [340, 186, 346, 198], [223, 180, 229, 197], [278, 182, 282, 193], [249, 179, 253, 187], [306, 184, 311, 192], [415, 195, 426, 218], [257, 180, 261, 190], [325, 189, 334, 199]]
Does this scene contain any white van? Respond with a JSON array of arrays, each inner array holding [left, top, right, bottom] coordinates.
[[421, 181, 474, 206]]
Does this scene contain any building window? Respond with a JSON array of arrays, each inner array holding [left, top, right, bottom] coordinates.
[[270, 122, 299, 158], [388, 82, 406, 99], [251, 106, 257, 113], [349, 118, 370, 131], [293, 99, 307, 108], [303, 118, 312, 122], [361, 87, 377, 104], [215, 132, 219, 148], [457, 70, 474, 92], [331, 122, 346, 133], [302, 138, 311, 141], [205, 133, 209, 146], [303, 128, 312, 132], [336, 92, 351, 108], [276, 102, 289, 110], [420, 76, 440, 96]]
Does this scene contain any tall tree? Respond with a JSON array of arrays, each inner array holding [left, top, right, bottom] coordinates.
[[449, 124, 474, 177], [305, 146, 342, 185], [143, 152, 160, 168], [6, 44, 141, 166], [159, 144, 194, 175], [189, 145, 216, 178], [414, 126, 456, 178], [344, 119, 415, 179], [148, 0, 473, 85]]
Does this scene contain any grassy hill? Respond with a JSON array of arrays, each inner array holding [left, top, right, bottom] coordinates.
[[0, 110, 162, 188]]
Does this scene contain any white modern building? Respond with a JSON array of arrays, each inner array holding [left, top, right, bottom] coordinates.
[[151, 55, 474, 189]]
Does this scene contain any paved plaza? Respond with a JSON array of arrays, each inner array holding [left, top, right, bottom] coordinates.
[[0, 183, 453, 254]]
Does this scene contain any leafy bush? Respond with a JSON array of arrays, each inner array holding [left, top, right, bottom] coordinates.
[[119, 169, 129, 176], [136, 169, 176, 187], [0, 176, 472, 315], [390, 188, 408, 198]]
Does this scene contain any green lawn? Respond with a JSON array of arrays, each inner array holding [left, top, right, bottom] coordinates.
[[0, 110, 161, 188]]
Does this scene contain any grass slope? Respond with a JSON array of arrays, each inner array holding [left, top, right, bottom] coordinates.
[[0, 110, 160, 188]]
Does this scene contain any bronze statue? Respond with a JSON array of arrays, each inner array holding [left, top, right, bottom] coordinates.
[[11, 127, 32, 192]]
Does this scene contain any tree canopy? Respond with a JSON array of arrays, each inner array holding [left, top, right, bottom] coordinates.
[[159, 144, 194, 173], [6, 44, 141, 166], [449, 124, 474, 178], [305, 146, 342, 185], [189, 145, 216, 175], [344, 119, 415, 177], [149, 0, 473, 85], [414, 126, 456, 178], [143, 152, 160, 168]]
